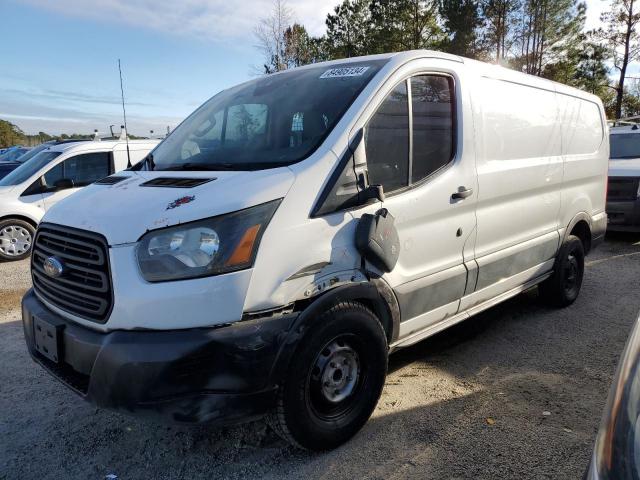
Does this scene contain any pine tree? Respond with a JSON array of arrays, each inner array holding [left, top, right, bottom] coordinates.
[[284, 24, 327, 67], [325, 0, 373, 58], [595, 0, 640, 119], [369, 0, 442, 52], [514, 0, 586, 77], [439, 0, 483, 58], [481, 0, 520, 63]]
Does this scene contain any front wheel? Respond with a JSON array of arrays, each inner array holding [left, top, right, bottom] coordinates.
[[269, 301, 388, 450], [539, 234, 585, 307], [0, 219, 35, 262]]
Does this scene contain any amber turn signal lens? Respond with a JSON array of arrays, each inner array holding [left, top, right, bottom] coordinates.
[[226, 224, 261, 267]]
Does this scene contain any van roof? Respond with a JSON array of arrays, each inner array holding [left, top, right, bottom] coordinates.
[[294, 50, 601, 106], [283, 50, 462, 74], [44, 139, 160, 154]]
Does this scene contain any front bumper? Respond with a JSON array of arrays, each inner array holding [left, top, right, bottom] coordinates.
[[22, 289, 298, 425], [606, 198, 640, 232]]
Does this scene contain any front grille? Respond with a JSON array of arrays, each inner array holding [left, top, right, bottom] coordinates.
[[608, 177, 640, 201], [31, 224, 113, 323]]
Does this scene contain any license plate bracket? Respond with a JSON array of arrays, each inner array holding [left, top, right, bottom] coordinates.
[[33, 316, 63, 363]]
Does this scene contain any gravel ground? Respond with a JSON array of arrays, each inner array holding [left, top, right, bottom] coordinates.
[[1, 234, 639, 480]]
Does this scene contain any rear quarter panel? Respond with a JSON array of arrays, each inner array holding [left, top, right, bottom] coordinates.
[[557, 91, 608, 230]]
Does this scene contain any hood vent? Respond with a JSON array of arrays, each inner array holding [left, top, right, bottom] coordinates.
[[95, 175, 129, 185], [140, 177, 216, 188]]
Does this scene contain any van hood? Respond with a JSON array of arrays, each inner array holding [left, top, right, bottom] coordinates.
[[609, 158, 640, 177], [41, 168, 296, 245], [0, 185, 15, 196]]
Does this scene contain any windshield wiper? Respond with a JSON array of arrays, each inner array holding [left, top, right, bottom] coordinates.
[[160, 162, 237, 171], [158, 162, 281, 171]]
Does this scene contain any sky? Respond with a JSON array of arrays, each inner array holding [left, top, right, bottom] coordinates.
[[0, 0, 636, 136]]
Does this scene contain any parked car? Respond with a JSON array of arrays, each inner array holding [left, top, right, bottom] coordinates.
[[0, 138, 159, 260], [0, 159, 23, 180], [0, 146, 30, 162], [21, 51, 608, 450], [0, 140, 89, 180], [587, 312, 640, 479], [606, 125, 640, 231]]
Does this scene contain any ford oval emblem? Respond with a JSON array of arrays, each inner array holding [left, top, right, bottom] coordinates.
[[43, 256, 64, 278]]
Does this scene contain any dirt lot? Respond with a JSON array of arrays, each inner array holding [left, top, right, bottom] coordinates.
[[1, 234, 639, 480]]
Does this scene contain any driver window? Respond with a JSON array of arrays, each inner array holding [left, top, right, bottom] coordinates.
[[43, 153, 110, 189], [64, 152, 110, 186], [365, 75, 455, 194], [365, 81, 410, 193], [43, 163, 64, 189]]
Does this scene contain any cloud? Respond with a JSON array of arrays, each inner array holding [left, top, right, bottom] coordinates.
[[0, 87, 151, 107], [20, 0, 335, 41], [0, 96, 182, 136]]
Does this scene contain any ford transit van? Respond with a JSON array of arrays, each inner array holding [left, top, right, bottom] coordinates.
[[607, 125, 640, 231], [0, 139, 159, 261], [21, 51, 608, 450]]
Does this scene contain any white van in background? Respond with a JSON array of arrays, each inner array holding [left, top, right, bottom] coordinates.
[[606, 124, 640, 231], [22, 51, 607, 450], [0, 139, 159, 260]]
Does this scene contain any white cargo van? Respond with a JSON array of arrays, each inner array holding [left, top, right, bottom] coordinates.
[[606, 125, 640, 231], [0, 139, 159, 261], [22, 51, 607, 450]]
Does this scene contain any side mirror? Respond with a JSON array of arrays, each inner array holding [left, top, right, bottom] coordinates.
[[53, 178, 74, 190]]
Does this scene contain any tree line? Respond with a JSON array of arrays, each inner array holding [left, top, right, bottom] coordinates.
[[255, 0, 640, 119], [0, 119, 151, 149]]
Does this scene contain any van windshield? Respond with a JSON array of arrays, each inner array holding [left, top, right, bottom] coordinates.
[[0, 151, 61, 186], [147, 61, 386, 171], [610, 132, 640, 159], [14, 143, 50, 164]]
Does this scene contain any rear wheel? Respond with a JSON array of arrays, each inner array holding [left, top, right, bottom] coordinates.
[[0, 219, 35, 262], [269, 301, 388, 450], [539, 235, 585, 307]]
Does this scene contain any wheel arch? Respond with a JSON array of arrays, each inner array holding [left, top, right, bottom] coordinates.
[[0, 214, 39, 230], [296, 281, 400, 345], [268, 280, 400, 388], [563, 213, 592, 254]]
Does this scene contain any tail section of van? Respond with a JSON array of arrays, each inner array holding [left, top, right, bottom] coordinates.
[[21, 50, 607, 450]]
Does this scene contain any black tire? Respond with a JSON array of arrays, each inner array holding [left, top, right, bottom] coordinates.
[[539, 235, 585, 307], [0, 219, 35, 262], [269, 301, 388, 450]]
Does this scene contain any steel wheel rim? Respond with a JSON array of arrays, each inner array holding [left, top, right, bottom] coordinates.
[[0, 225, 32, 257], [307, 335, 363, 419], [564, 253, 579, 295]]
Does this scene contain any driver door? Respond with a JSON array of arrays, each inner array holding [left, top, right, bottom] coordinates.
[[42, 152, 112, 210], [360, 71, 477, 340]]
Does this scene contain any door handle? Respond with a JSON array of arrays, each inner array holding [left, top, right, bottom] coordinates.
[[452, 186, 473, 200]]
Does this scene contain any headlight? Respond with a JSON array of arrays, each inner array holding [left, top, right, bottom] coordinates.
[[137, 200, 280, 282]]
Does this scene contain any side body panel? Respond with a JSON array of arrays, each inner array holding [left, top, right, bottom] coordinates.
[[460, 64, 562, 310], [556, 86, 608, 234], [0, 188, 45, 224]]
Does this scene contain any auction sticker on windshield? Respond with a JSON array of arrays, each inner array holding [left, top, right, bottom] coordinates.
[[320, 66, 370, 78]]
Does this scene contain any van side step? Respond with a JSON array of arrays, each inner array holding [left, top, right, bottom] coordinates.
[[390, 271, 552, 351]]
